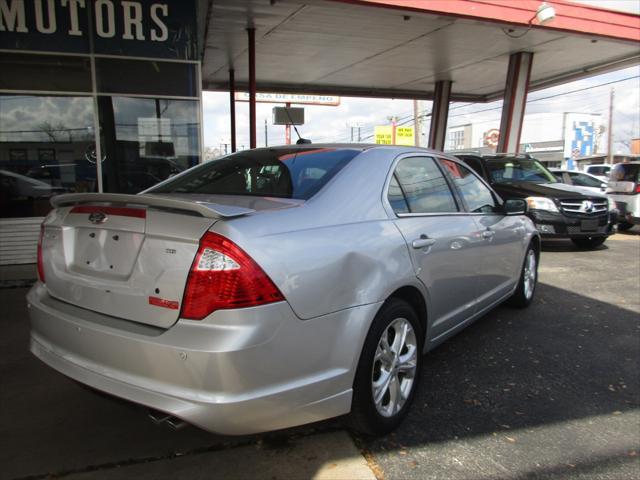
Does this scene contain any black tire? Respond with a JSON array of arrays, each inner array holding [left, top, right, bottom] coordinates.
[[571, 237, 606, 249], [617, 222, 634, 232], [507, 245, 538, 308], [348, 298, 423, 436]]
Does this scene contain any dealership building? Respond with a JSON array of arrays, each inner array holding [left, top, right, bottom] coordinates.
[[1, 0, 639, 265]]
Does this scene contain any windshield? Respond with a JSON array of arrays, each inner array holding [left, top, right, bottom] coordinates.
[[485, 158, 557, 184], [148, 147, 360, 200]]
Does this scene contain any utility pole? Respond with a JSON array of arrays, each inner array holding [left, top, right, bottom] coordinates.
[[413, 99, 420, 147], [264, 118, 268, 147], [347, 123, 363, 143], [387, 116, 398, 144], [607, 87, 615, 164], [285, 102, 292, 145]]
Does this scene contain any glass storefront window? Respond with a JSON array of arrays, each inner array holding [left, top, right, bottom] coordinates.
[[0, 53, 92, 93], [95, 59, 198, 97], [0, 95, 96, 218], [99, 96, 201, 194]]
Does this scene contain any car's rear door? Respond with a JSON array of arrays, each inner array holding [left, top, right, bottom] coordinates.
[[388, 155, 482, 339], [439, 158, 524, 311]]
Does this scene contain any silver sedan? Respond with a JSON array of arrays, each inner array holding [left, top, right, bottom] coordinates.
[[28, 145, 540, 435]]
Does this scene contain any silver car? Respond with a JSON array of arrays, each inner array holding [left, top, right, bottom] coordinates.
[[28, 145, 540, 436]]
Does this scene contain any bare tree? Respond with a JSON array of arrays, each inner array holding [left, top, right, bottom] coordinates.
[[38, 121, 69, 142]]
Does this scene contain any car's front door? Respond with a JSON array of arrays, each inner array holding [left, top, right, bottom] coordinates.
[[440, 159, 525, 312], [388, 155, 483, 340]]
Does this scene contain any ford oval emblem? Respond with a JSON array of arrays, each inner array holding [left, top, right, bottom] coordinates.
[[88, 211, 107, 224]]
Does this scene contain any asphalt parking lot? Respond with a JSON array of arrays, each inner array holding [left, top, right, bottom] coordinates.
[[2, 229, 639, 480]]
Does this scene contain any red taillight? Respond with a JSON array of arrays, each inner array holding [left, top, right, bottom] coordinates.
[[37, 224, 45, 283], [635, 184, 640, 193], [180, 232, 284, 320]]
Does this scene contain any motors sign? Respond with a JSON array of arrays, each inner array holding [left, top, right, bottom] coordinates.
[[0, 0, 197, 59]]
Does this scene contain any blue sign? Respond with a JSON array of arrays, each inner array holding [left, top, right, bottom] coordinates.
[[570, 121, 596, 158], [0, 0, 197, 60]]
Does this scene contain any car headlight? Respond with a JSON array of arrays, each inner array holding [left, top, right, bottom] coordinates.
[[526, 196, 559, 213], [607, 197, 616, 211]]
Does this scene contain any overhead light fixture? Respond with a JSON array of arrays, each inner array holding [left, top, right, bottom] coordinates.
[[503, 2, 557, 38], [535, 3, 556, 25]]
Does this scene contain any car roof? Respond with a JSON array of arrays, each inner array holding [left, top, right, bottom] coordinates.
[[230, 143, 469, 164], [454, 153, 539, 161], [551, 169, 604, 178]]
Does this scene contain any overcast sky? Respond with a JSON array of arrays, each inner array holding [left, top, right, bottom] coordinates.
[[202, 0, 640, 154]]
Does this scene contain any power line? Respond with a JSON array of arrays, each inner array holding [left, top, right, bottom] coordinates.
[[351, 74, 640, 142]]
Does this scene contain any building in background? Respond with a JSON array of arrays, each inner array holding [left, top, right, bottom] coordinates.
[[446, 112, 610, 169]]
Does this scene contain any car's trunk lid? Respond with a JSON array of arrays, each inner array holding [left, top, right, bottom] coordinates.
[[41, 193, 256, 328]]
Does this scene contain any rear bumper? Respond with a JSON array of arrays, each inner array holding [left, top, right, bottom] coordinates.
[[528, 210, 615, 239], [28, 283, 380, 435]]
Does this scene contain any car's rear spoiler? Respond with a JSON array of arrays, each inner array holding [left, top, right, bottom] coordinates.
[[50, 193, 255, 219]]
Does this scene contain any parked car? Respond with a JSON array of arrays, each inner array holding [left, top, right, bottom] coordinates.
[[607, 161, 640, 231], [28, 145, 540, 436], [549, 168, 608, 194], [584, 164, 611, 181], [0, 169, 66, 198], [456, 154, 616, 249]]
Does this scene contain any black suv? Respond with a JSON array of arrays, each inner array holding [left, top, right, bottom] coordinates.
[[456, 154, 617, 249]]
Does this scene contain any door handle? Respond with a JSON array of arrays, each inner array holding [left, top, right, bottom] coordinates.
[[482, 230, 495, 239], [412, 236, 436, 249]]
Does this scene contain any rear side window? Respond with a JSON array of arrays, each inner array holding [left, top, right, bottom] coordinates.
[[459, 156, 484, 177], [148, 148, 360, 200], [389, 156, 458, 214], [610, 163, 640, 183]]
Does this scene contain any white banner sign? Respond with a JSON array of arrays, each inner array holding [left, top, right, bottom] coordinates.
[[235, 92, 340, 106]]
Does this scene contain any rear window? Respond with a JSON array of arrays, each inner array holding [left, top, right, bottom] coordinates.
[[569, 172, 603, 188], [610, 163, 640, 183], [148, 148, 360, 200], [586, 165, 610, 176]]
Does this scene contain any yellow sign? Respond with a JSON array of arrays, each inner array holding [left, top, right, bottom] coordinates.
[[396, 126, 415, 145], [374, 126, 393, 144], [374, 126, 414, 145]]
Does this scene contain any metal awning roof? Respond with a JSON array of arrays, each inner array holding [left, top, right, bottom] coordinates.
[[201, 0, 640, 102]]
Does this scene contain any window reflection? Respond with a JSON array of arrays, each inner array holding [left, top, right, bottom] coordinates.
[[0, 95, 96, 218], [393, 157, 458, 214], [100, 97, 200, 194]]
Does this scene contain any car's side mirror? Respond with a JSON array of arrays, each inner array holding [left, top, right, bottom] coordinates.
[[600, 183, 607, 191], [504, 199, 528, 215]]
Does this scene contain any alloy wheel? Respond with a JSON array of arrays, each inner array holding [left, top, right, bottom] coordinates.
[[371, 318, 418, 417]]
